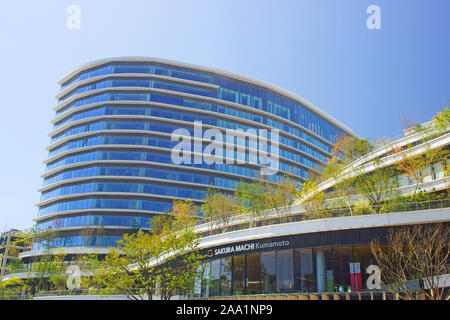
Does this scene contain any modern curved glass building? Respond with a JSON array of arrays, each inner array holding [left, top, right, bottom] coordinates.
[[32, 57, 355, 253]]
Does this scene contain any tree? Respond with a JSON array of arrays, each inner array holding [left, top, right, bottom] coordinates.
[[11, 226, 36, 252], [0, 278, 28, 299], [323, 156, 356, 216], [95, 230, 159, 300], [235, 181, 268, 227], [397, 146, 449, 198], [332, 134, 373, 165], [25, 229, 61, 293], [370, 224, 449, 300], [155, 229, 204, 300], [47, 248, 68, 291], [319, 135, 374, 216], [354, 159, 398, 213], [296, 178, 326, 219], [433, 104, 450, 133], [77, 253, 103, 293], [201, 188, 240, 233], [171, 200, 198, 231], [95, 215, 204, 300], [263, 176, 298, 222], [29, 252, 57, 292]]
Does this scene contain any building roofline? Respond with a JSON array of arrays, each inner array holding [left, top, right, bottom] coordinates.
[[58, 57, 357, 138]]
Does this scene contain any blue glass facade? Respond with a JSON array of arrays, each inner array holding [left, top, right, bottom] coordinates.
[[34, 58, 353, 251]]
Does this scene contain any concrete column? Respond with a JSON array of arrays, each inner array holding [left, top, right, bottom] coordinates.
[[316, 250, 326, 292]]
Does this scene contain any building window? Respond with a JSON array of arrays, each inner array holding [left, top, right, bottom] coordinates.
[[332, 247, 353, 292], [232, 256, 245, 295], [277, 250, 294, 293], [220, 257, 232, 296], [294, 248, 314, 293], [246, 253, 261, 294], [209, 259, 220, 297], [260, 251, 276, 294]]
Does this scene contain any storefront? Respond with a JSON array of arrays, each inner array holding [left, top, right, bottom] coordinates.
[[196, 227, 389, 297]]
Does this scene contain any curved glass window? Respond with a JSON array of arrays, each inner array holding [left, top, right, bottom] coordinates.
[[54, 92, 333, 154], [45, 149, 309, 181], [38, 198, 174, 217], [48, 134, 324, 171], [61, 65, 114, 90], [59, 78, 217, 102], [32, 235, 122, 250], [42, 165, 243, 188], [36, 214, 154, 231], [60, 62, 345, 144], [40, 181, 208, 202], [51, 118, 329, 166]]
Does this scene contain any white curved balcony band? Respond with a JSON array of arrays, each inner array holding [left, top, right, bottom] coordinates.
[[330, 120, 442, 177], [38, 180, 230, 205], [58, 57, 356, 137], [33, 208, 165, 223], [19, 247, 112, 260], [321, 177, 450, 208], [35, 225, 152, 235], [38, 175, 234, 194], [41, 159, 291, 181], [36, 191, 207, 208]]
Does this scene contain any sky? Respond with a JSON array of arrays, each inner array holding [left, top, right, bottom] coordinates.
[[0, 0, 448, 230]]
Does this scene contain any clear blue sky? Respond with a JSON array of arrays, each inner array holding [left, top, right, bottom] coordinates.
[[0, 0, 448, 230]]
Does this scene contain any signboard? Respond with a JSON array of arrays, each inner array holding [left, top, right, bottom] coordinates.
[[349, 262, 362, 292], [208, 240, 290, 258]]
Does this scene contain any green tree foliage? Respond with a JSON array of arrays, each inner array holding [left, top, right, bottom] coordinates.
[[354, 159, 398, 213], [433, 104, 450, 133], [397, 145, 449, 198], [0, 278, 27, 299], [94, 210, 204, 300], [171, 200, 198, 231], [10, 226, 37, 251], [94, 230, 159, 300], [155, 229, 203, 300], [47, 249, 68, 291], [77, 253, 102, 293], [263, 176, 298, 222], [22, 229, 61, 293], [296, 178, 326, 219], [234, 181, 268, 226], [201, 187, 240, 233], [331, 134, 373, 165]]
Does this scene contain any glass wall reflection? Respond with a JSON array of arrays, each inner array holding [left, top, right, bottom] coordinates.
[[201, 244, 378, 297], [261, 251, 276, 294]]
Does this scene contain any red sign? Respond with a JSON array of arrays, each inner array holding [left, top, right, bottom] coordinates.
[[349, 262, 362, 292]]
